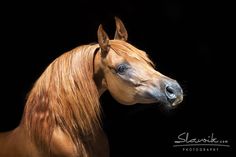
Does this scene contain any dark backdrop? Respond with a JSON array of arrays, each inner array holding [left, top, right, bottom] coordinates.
[[0, 0, 233, 155]]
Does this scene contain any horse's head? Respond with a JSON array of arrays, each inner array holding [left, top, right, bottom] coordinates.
[[95, 17, 183, 108]]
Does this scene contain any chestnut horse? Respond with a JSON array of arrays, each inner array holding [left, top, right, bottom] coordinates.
[[0, 17, 183, 157]]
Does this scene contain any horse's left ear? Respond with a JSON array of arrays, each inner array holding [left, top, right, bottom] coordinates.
[[97, 24, 110, 55], [114, 17, 128, 41]]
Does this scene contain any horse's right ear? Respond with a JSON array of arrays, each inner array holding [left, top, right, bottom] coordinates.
[[114, 17, 128, 41], [97, 24, 110, 55]]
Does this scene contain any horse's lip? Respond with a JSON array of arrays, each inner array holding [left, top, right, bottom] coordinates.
[[147, 93, 183, 108], [169, 95, 183, 107]]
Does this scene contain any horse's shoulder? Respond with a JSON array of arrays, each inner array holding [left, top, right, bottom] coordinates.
[[50, 128, 78, 157]]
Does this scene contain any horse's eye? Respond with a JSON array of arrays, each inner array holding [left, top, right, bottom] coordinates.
[[116, 64, 128, 75]]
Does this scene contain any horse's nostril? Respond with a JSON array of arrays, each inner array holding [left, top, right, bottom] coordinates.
[[166, 86, 174, 94], [165, 85, 177, 100]]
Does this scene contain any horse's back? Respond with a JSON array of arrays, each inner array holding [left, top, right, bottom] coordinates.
[[0, 130, 19, 157], [0, 126, 43, 157]]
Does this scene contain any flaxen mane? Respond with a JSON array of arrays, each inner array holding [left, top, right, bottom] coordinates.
[[21, 44, 101, 154]]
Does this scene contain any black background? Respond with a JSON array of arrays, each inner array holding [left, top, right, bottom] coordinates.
[[0, 0, 233, 156]]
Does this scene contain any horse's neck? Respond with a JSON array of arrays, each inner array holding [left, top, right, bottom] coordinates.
[[93, 49, 107, 96], [0, 47, 109, 157]]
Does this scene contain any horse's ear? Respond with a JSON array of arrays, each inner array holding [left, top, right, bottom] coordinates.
[[97, 24, 110, 55], [114, 17, 128, 41]]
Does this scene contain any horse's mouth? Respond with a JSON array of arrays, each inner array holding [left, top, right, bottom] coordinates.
[[141, 92, 183, 108], [151, 93, 183, 109]]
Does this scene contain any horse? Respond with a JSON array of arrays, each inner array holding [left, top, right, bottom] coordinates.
[[0, 17, 183, 157]]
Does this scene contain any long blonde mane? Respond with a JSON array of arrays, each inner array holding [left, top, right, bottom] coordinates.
[[21, 44, 101, 154]]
